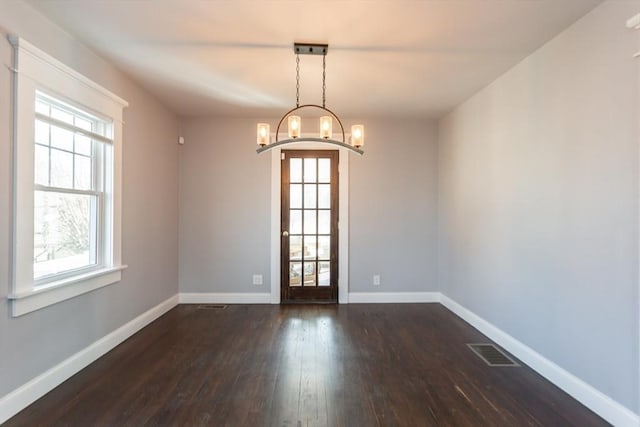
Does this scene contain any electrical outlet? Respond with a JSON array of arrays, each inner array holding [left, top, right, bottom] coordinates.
[[373, 274, 381, 286], [252, 274, 263, 285]]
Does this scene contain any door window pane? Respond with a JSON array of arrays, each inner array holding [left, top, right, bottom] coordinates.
[[290, 210, 302, 234], [318, 158, 330, 182], [290, 158, 302, 183], [290, 236, 302, 260], [318, 236, 330, 260], [290, 262, 302, 286], [303, 262, 316, 286], [303, 210, 316, 234], [303, 158, 316, 182], [290, 184, 302, 209], [304, 184, 316, 208], [303, 236, 317, 260], [319, 262, 330, 286], [318, 210, 330, 235], [318, 184, 330, 209]]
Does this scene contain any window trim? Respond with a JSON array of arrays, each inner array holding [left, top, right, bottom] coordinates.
[[7, 35, 128, 317]]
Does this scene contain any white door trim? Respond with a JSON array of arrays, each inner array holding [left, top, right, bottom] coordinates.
[[270, 142, 350, 303]]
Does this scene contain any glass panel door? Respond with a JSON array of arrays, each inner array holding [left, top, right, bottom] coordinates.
[[281, 150, 338, 302]]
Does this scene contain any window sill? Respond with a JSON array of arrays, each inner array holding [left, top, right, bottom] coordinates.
[[8, 265, 128, 317]]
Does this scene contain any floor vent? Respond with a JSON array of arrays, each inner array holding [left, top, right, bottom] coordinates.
[[467, 343, 519, 367], [197, 304, 228, 310]]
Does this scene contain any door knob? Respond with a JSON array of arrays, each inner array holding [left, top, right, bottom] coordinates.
[[282, 231, 289, 237]]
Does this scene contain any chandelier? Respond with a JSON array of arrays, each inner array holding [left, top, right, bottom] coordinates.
[[256, 43, 364, 155]]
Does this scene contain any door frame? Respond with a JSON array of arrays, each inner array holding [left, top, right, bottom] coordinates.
[[269, 141, 350, 304]]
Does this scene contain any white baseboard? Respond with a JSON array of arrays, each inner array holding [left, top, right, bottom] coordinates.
[[179, 292, 271, 304], [0, 294, 179, 425], [348, 292, 441, 303], [440, 295, 640, 427]]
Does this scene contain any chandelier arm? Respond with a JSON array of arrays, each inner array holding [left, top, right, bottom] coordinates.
[[274, 104, 345, 143], [257, 137, 363, 155]]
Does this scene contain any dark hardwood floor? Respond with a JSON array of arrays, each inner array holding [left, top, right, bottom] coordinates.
[[6, 304, 608, 426]]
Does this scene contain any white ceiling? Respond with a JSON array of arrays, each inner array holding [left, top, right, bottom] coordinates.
[[26, 0, 602, 119]]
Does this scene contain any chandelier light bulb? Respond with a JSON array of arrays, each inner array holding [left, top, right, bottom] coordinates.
[[288, 115, 301, 138], [320, 116, 332, 139], [257, 123, 270, 146], [351, 125, 364, 148]]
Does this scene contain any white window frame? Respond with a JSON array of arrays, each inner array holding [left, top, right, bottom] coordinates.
[[7, 36, 128, 317]]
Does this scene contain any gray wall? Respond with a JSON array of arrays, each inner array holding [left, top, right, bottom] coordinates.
[[179, 118, 271, 294], [349, 119, 438, 292], [0, 1, 179, 396], [438, 1, 639, 412], [178, 117, 439, 294]]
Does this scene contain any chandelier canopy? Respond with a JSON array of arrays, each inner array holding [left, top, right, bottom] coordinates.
[[256, 43, 364, 155]]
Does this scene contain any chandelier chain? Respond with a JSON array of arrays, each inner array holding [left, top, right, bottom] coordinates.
[[322, 54, 326, 108], [295, 53, 300, 108]]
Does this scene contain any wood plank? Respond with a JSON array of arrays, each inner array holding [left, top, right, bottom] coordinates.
[[5, 304, 609, 426]]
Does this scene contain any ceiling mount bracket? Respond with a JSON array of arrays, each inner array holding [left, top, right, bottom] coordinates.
[[294, 43, 328, 56]]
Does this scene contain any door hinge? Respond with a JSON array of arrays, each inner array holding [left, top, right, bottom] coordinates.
[[281, 152, 285, 160]]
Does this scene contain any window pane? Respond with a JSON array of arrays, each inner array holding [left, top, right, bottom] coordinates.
[[75, 116, 92, 132], [34, 145, 49, 186], [35, 99, 49, 115], [318, 184, 330, 209], [303, 236, 317, 260], [303, 184, 316, 208], [74, 155, 92, 190], [303, 210, 316, 234], [289, 236, 302, 260], [290, 210, 302, 235], [51, 125, 74, 151], [319, 262, 330, 286], [290, 262, 302, 287], [35, 120, 49, 145], [75, 134, 92, 156], [303, 262, 316, 286], [290, 184, 302, 209], [318, 210, 330, 235], [318, 158, 330, 182], [34, 191, 97, 279], [51, 107, 73, 125], [303, 158, 316, 182], [318, 236, 330, 260], [290, 158, 302, 183], [50, 148, 73, 188]]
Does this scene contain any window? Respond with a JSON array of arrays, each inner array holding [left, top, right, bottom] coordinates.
[[8, 36, 128, 316], [34, 93, 108, 280]]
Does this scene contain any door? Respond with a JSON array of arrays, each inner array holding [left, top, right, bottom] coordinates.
[[281, 150, 338, 303]]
